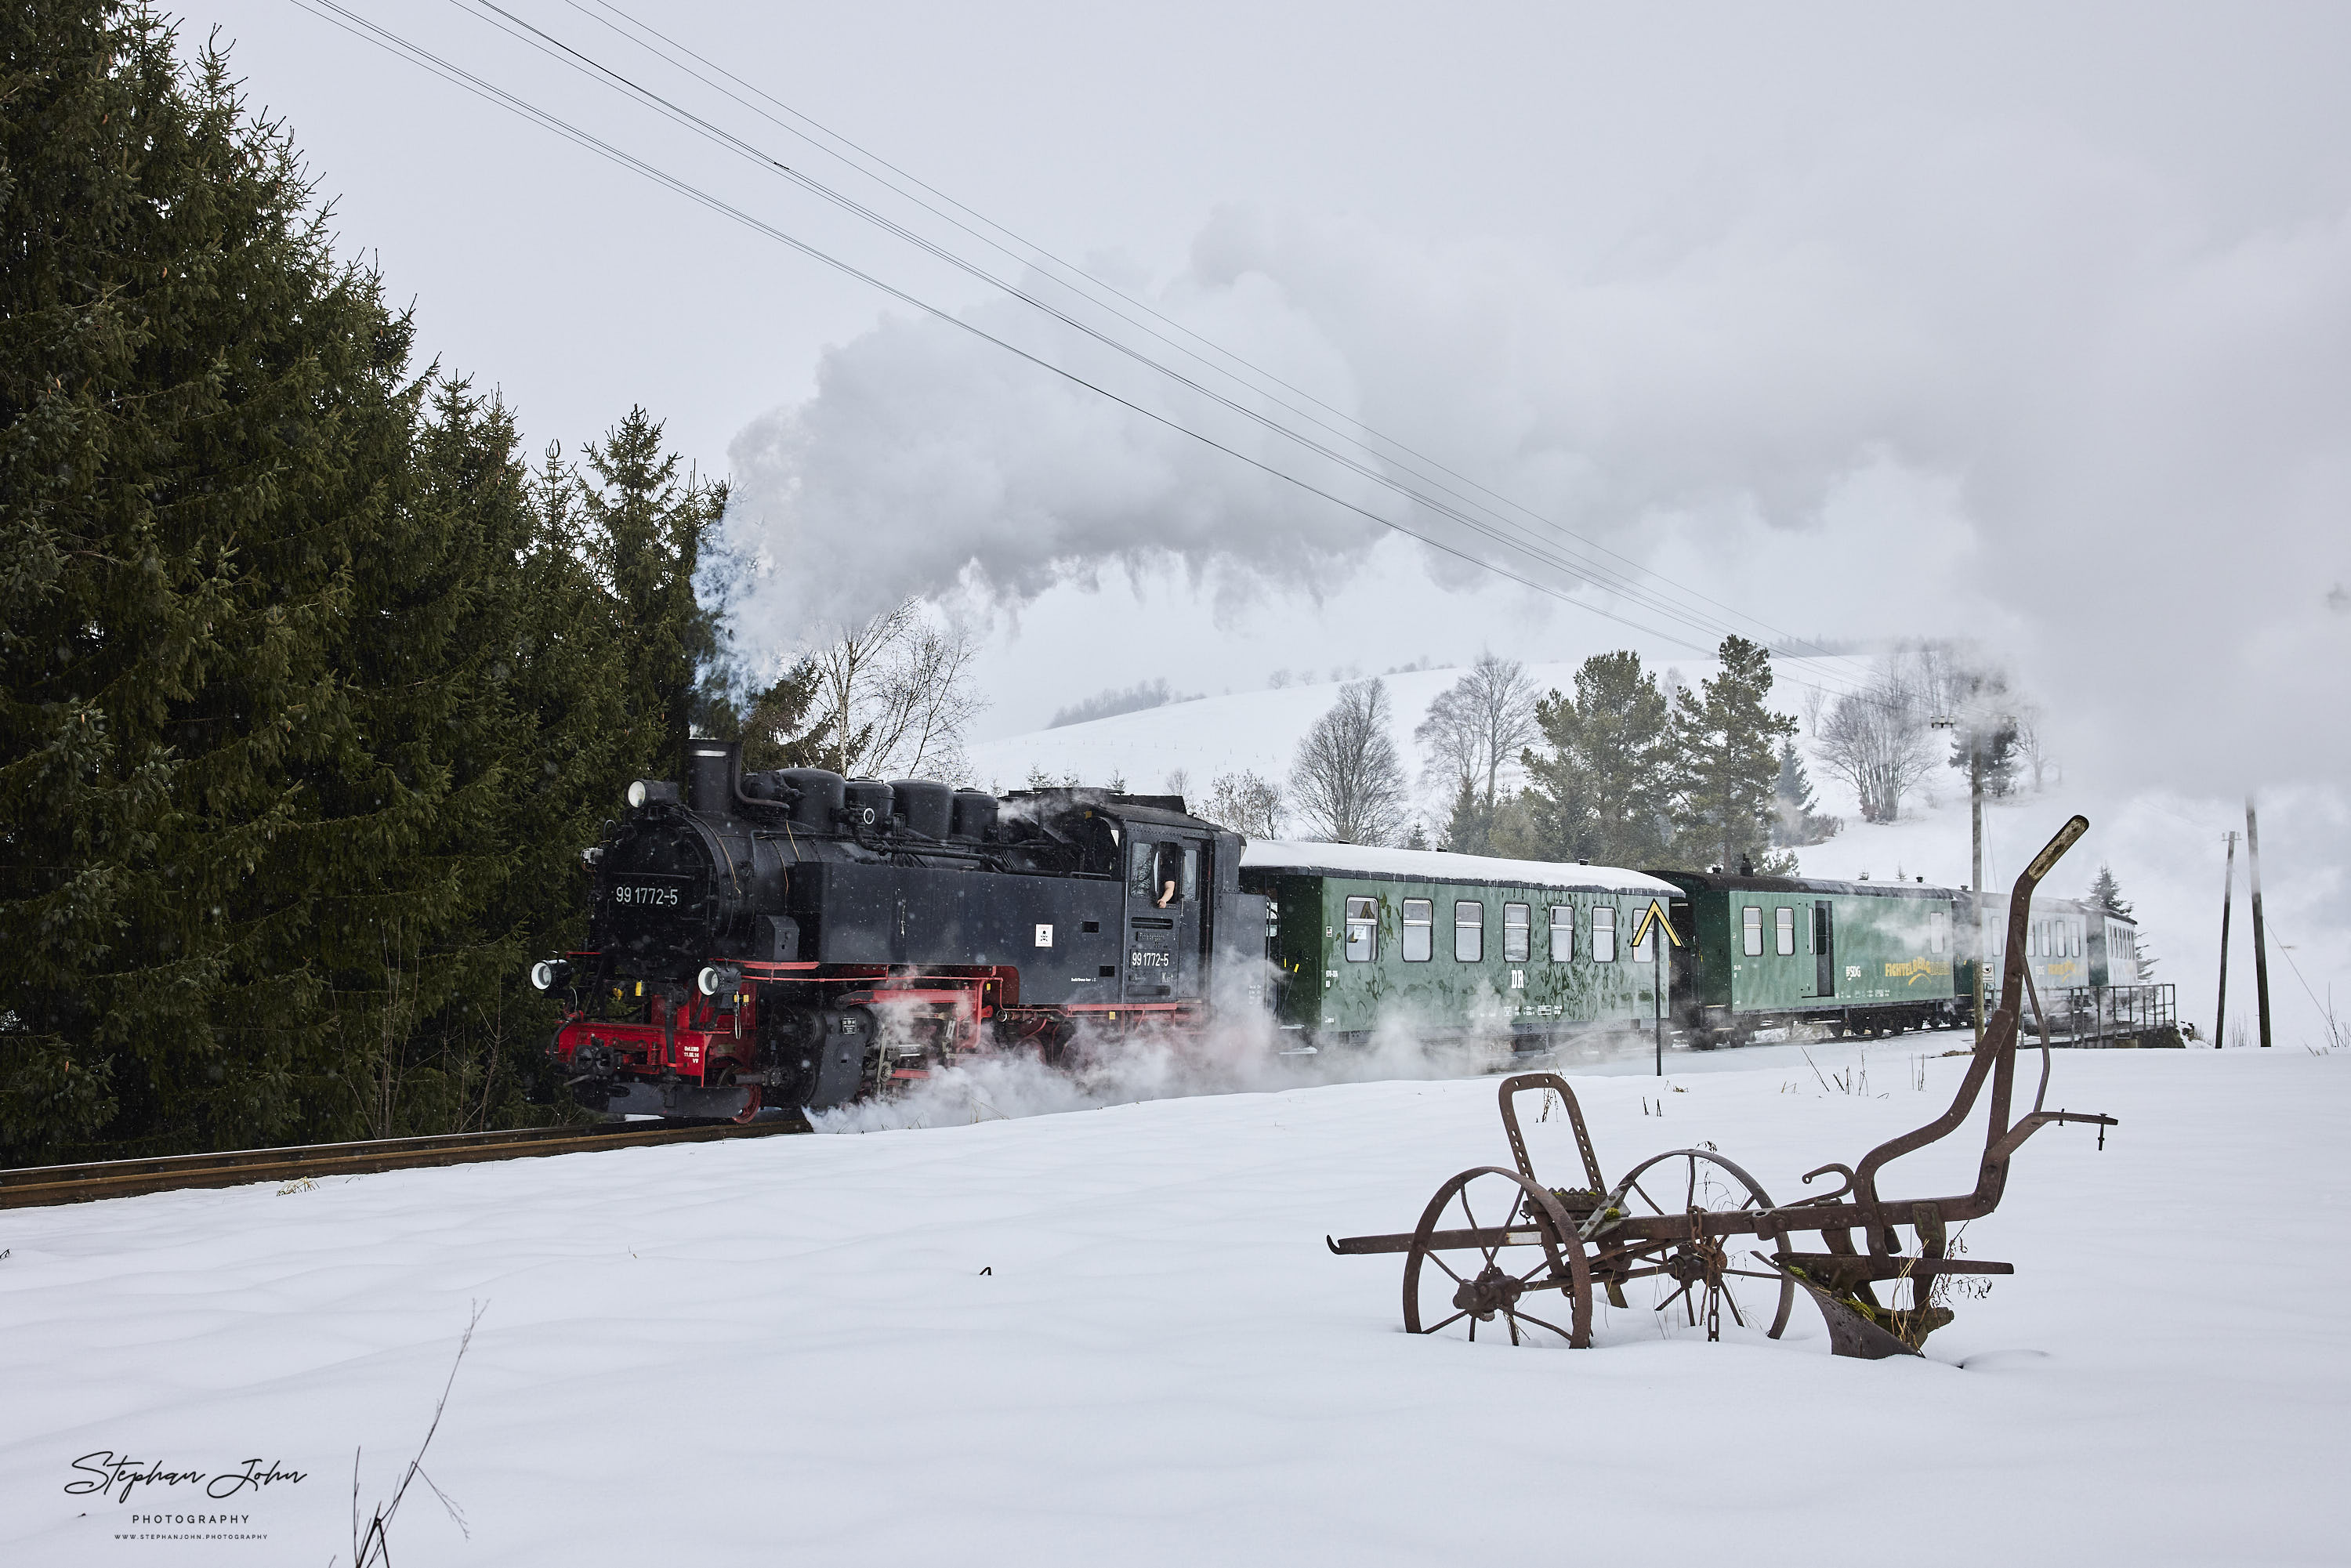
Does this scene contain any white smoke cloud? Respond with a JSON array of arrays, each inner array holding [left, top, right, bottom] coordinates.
[[726, 255, 1389, 637], [727, 154, 2349, 797]]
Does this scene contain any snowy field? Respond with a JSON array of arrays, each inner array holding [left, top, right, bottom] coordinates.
[[4, 1038, 2343, 1566]]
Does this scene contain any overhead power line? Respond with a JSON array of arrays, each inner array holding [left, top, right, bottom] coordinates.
[[455, 0, 1847, 670], [288, 0, 1738, 656], [564, 0, 1875, 688], [287, 0, 1886, 700]]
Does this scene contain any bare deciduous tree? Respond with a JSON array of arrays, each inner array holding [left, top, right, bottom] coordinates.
[[1415, 652, 1540, 855], [1290, 678, 1411, 846], [2013, 704, 2056, 791], [804, 597, 985, 782], [1200, 770, 1284, 838], [1815, 657, 1936, 823]]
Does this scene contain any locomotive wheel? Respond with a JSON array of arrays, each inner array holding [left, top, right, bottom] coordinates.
[[1402, 1167, 1590, 1348], [1607, 1149, 1795, 1341]]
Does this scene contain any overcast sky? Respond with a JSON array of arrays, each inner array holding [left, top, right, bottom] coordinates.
[[187, 1, 2350, 1032]]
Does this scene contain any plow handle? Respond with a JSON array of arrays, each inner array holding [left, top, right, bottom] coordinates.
[[1849, 816, 2089, 1250]]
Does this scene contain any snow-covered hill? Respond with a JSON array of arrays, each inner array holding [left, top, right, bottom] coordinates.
[[966, 664, 1586, 813], [966, 669, 2267, 1032], [970, 663, 2091, 893], [5, 1044, 2342, 1564]]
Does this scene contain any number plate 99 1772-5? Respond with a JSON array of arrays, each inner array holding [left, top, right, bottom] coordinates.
[[607, 876, 690, 914]]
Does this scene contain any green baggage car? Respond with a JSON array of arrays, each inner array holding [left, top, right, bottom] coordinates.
[[1652, 870, 1964, 1046]]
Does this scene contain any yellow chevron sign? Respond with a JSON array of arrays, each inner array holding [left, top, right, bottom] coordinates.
[[1632, 900, 1681, 951]]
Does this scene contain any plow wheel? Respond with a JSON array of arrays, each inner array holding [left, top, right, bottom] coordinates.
[[1402, 1167, 1590, 1348], [1610, 1149, 1795, 1342]]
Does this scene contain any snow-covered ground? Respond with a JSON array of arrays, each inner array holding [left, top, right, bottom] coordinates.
[[5, 1040, 2343, 1565]]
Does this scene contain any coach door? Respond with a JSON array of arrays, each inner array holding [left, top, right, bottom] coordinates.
[[1125, 835, 1204, 1001], [1813, 901, 1836, 998]]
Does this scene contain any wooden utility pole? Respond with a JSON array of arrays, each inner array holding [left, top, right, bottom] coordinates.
[[1970, 743, 1986, 1046], [2215, 831, 2235, 1047], [1933, 713, 1989, 1046], [2246, 798, 2273, 1049]]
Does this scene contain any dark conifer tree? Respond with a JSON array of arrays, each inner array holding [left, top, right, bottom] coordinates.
[[2085, 864, 2132, 921], [0, 9, 445, 1157], [576, 409, 729, 778], [0, 11, 649, 1158], [1669, 636, 1798, 873], [1770, 739, 1841, 848], [1518, 651, 1675, 867]]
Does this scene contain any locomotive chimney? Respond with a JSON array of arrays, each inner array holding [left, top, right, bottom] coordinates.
[[684, 740, 741, 816]]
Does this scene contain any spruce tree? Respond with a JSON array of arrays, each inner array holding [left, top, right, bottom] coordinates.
[[1669, 636, 1798, 873], [0, 9, 447, 1157], [0, 12, 638, 1158], [335, 382, 632, 1138], [576, 409, 729, 778], [2085, 865, 2132, 921], [1770, 739, 1841, 848], [1519, 651, 1676, 867]]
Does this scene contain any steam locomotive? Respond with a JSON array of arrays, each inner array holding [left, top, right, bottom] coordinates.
[[531, 741, 1267, 1119]]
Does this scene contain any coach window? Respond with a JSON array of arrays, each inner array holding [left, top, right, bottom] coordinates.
[[1929, 911, 1950, 954], [1344, 896, 1378, 962], [1632, 922, 1655, 965], [1592, 905, 1617, 963], [1549, 904, 1574, 962], [1775, 906, 1796, 956], [1454, 900, 1484, 962], [1742, 905, 1764, 957], [1403, 899, 1433, 961], [1503, 903, 1531, 963]]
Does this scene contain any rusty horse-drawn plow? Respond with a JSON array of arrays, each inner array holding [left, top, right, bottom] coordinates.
[[1328, 816, 2117, 1359]]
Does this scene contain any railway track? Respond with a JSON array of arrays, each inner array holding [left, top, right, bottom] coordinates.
[[0, 1115, 809, 1211]]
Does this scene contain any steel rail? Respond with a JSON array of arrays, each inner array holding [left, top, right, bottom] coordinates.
[[0, 1117, 808, 1210]]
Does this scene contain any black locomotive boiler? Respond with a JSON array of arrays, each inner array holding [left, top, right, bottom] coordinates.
[[531, 741, 1268, 1118]]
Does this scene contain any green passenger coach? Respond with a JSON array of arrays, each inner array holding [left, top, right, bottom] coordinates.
[[1239, 842, 1683, 1045], [1652, 870, 1964, 1046]]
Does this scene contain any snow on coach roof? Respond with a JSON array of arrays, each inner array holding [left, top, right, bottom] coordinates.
[[1241, 841, 1676, 896]]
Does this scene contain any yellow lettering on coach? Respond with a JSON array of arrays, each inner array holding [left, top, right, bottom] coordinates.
[[1882, 957, 1953, 986]]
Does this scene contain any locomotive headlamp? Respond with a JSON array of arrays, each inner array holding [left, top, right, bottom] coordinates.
[[626, 780, 649, 808], [697, 964, 743, 997], [530, 959, 572, 991]]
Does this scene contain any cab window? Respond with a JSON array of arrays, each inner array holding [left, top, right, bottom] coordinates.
[[1128, 841, 1189, 907]]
